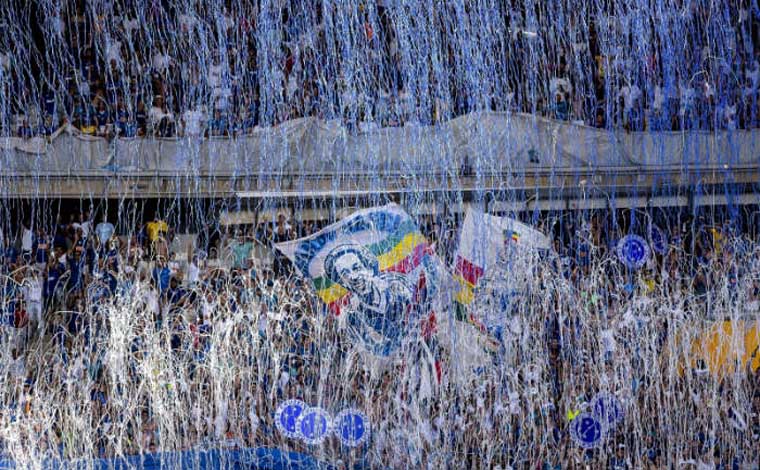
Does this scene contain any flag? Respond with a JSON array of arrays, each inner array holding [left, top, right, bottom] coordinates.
[[275, 204, 438, 357], [452, 208, 551, 341]]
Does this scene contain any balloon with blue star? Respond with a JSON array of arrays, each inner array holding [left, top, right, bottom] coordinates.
[[275, 400, 307, 439], [333, 408, 370, 447], [297, 407, 332, 445], [570, 412, 604, 449], [616, 234, 650, 270]]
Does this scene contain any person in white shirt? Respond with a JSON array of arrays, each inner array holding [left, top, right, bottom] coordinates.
[[182, 108, 205, 137], [679, 84, 696, 116], [152, 52, 170, 74], [149, 96, 175, 136], [105, 39, 122, 64], [248, 405, 260, 441], [123, 17, 140, 34], [550, 76, 572, 101], [186, 256, 200, 287], [24, 273, 43, 331], [209, 61, 223, 89], [10, 349, 26, 382], [179, 13, 196, 33], [652, 84, 665, 112], [0, 52, 11, 72], [620, 84, 642, 112], [721, 103, 737, 130], [80, 211, 91, 239], [149, 96, 173, 126], [21, 224, 33, 258]]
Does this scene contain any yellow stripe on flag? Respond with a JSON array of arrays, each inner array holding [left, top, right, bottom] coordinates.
[[317, 283, 349, 304], [377, 232, 427, 270], [454, 273, 476, 291], [455, 285, 474, 304]]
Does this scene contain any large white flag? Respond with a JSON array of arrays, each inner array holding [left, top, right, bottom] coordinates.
[[450, 208, 551, 343]]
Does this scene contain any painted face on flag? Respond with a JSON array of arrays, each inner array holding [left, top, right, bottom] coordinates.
[[325, 244, 379, 296], [332, 251, 373, 295], [325, 243, 415, 355]]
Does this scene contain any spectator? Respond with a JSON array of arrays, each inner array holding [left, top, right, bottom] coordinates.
[[552, 93, 569, 121], [21, 223, 33, 261], [135, 101, 148, 136], [207, 109, 230, 137], [95, 100, 111, 138], [146, 217, 169, 245], [17, 118, 33, 138], [38, 114, 56, 137], [230, 231, 253, 269], [114, 100, 137, 138], [33, 227, 51, 268], [271, 214, 293, 277], [238, 109, 257, 135], [74, 98, 97, 135], [182, 106, 205, 138], [149, 96, 175, 137], [95, 220, 115, 246]]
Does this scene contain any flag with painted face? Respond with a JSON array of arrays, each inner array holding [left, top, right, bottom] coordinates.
[[452, 208, 551, 340], [275, 204, 439, 357]]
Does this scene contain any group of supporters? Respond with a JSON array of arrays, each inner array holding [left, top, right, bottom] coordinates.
[[0, 206, 759, 468], [5, 2, 760, 142]]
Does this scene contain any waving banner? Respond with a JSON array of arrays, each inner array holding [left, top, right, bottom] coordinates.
[[276, 204, 439, 357], [452, 208, 551, 338]]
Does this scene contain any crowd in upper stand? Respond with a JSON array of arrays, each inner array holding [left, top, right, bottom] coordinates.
[[2, 1, 760, 140]]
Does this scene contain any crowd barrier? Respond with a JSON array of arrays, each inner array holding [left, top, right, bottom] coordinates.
[[1, 113, 758, 176]]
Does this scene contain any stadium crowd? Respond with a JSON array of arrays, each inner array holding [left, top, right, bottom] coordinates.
[[2, 1, 760, 140], [0, 206, 759, 468]]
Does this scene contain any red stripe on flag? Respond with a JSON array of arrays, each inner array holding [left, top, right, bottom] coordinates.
[[454, 255, 484, 286], [327, 294, 350, 316], [384, 242, 432, 274], [421, 310, 437, 339]]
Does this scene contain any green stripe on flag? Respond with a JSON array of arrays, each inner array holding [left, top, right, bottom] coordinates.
[[312, 276, 334, 291], [366, 220, 419, 256]]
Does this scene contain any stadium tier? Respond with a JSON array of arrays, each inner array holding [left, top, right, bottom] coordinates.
[[1, 1, 760, 469]]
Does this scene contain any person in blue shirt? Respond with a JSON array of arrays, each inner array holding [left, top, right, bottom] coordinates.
[[42, 90, 57, 118], [103, 256, 118, 295], [2, 273, 20, 325], [153, 258, 171, 293], [44, 247, 68, 311], [3, 235, 18, 260], [207, 109, 230, 137], [38, 114, 57, 137], [84, 237, 99, 277], [166, 276, 186, 307], [67, 248, 87, 295], [105, 73, 121, 106], [552, 92, 569, 121], [95, 100, 111, 137], [33, 227, 51, 267], [74, 99, 96, 133], [114, 100, 137, 137], [239, 109, 257, 135], [71, 227, 86, 256], [53, 215, 69, 249]]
